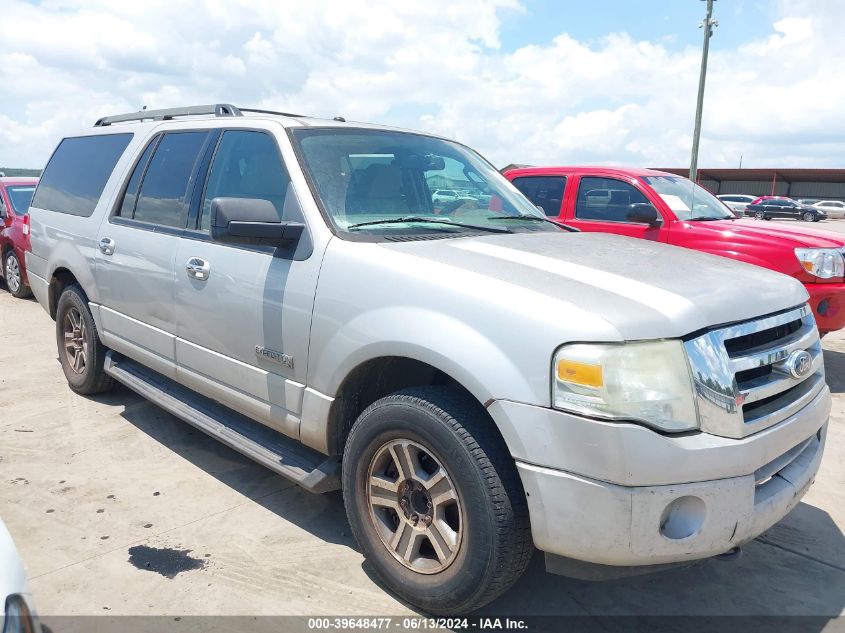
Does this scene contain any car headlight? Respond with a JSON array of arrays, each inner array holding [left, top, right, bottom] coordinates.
[[795, 248, 844, 279], [552, 341, 699, 432]]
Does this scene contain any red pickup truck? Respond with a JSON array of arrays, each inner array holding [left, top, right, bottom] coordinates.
[[505, 166, 845, 334]]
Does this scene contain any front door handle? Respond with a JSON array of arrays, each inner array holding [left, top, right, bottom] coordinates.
[[186, 257, 210, 281], [99, 237, 115, 256]]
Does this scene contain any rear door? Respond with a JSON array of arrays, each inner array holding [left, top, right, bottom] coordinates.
[[172, 127, 321, 439], [95, 130, 212, 378], [563, 175, 669, 241]]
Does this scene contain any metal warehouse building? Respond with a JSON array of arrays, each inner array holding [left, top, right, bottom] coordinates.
[[654, 168, 845, 201]]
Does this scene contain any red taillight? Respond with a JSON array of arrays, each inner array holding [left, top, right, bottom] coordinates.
[[22, 214, 30, 238]]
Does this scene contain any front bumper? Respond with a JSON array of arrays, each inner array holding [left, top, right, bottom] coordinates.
[[488, 386, 829, 569], [805, 281, 845, 333]]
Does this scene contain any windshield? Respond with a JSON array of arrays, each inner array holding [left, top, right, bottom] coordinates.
[[292, 128, 559, 238], [6, 186, 36, 215], [643, 176, 733, 221]]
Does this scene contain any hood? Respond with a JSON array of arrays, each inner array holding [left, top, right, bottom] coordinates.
[[678, 218, 845, 249], [382, 232, 809, 341]]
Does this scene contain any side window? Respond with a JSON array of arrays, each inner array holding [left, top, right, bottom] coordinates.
[[116, 138, 159, 218], [511, 176, 566, 217], [575, 177, 649, 222], [200, 130, 292, 230], [31, 133, 133, 217], [132, 132, 209, 227]]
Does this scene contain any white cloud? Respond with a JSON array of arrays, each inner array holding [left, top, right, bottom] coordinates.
[[0, 0, 842, 170]]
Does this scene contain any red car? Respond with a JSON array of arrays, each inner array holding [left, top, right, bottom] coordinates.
[[0, 177, 38, 298], [505, 166, 845, 334]]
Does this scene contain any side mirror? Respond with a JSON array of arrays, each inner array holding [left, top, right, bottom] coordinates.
[[627, 203, 662, 226], [210, 197, 304, 247]]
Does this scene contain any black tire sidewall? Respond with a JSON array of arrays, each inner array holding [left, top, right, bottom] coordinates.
[[56, 286, 100, 393], [343, 398, 500, 612]]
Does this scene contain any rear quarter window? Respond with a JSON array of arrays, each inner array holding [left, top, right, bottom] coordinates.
[[32, 133, 133, 217]]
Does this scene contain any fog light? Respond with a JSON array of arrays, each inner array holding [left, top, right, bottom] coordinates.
[[659, 496, 706, 540]]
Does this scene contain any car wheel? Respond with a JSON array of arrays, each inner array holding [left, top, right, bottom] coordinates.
[[803, 212, 815, 222], [3, 251, 31, 299], [754, 211, 765, 220], [55, 284, 114, 394], [342, 386, 532, 615]]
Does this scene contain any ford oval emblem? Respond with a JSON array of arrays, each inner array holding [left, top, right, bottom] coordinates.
[[786, 350, 812, 379]]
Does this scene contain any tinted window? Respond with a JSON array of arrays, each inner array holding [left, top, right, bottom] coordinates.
[[32, 134, 132, 217], [575, 177, 649, 222], [6, 186, 36, 215], [117, 138, 159, 218], [132, 132, 208, 227], [512, 176, 566, 217], [200, 130, 292, 230]]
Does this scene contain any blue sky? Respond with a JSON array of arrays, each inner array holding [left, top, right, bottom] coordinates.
[[0, 0, 843, 169], [499, 0, 773, 52]]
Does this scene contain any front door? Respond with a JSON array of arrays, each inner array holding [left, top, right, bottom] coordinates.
[[173, 128, 322, 440], [564, 175, 669, 241], [95, 130, 211, 378]]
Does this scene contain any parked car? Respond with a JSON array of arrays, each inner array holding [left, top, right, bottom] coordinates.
[[431, 189, 459, 204], [717, 194, 756, 215], [747, 198, 827, 222], [0, 177, 38, 298], [814, 200, 845, 219], [798, 198, 820, 206], [506, 166, 845, 335], [28, 105, 829, 614], [1, 519, 41, 633]]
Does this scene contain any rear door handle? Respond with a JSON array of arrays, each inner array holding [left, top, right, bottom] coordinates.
[[186, 257, 210, 281], [98, 237, 115, 255]]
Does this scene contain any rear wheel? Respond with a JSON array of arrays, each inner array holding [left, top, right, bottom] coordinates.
[[754, 211, 765, 220], [55, 284, 114, 395], [342, 386, 532, 614], [3, 251, 31, 299]]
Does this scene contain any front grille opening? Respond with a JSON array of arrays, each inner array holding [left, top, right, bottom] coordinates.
[[725, 318, 802, 357], [736, 365, 772, 384], [743, 381, 802, 420]]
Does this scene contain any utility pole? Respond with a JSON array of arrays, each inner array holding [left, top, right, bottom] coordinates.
[[689, 0, 718, 182]]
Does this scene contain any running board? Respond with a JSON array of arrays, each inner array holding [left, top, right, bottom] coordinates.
[[104, 352, 340, 493]]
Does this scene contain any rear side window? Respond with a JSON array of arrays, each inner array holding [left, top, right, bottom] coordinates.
[[6, 186, 36, 215], [511, 176, 566, 217], [575, 177, 649, 222], [199, 130, 291, 230], [128, 131, 209, 228], [32, 134, 133, 217]]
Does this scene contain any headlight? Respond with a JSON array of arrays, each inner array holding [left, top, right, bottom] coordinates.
[[795, 248, 844, 279], [552, 341, 698, 432]]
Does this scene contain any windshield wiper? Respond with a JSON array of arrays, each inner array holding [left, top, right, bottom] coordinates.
[[347, 216, 510, 233], [487, 215, 580, 232], [686, 216, 728, 222]]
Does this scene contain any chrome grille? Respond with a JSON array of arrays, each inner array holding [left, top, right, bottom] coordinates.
[[684, 305, 825, 439]]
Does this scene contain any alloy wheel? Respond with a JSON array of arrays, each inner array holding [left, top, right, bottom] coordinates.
[[366, 439, 463, 574], [4, 254, 20, 293], [62, 307, 88, 374]]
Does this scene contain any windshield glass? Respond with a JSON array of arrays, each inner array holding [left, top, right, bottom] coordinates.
[[292, 128, 559, 238], [6, 186, 36, 215], [643, 176, 733, 221]]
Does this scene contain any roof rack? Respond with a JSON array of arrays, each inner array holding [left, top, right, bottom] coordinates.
[[94, 104, 242, 127], [238, 107, 308, 119]]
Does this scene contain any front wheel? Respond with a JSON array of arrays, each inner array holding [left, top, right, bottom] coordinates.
[[3, 251, 31, 299], [803, 211, 815, 222], [55, 284, 114, 395], [342, 386, 532, 615]]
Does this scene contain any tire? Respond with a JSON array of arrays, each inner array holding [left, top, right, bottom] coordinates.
[[754, 211, 764, 220], [803, 212, 815, 222], [55, 284, 114, 395], [342, 386, 532, 615], [3, 250, 31, 299]]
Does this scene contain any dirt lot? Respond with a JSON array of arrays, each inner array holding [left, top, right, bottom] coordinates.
[[1, 240, 844, 618]]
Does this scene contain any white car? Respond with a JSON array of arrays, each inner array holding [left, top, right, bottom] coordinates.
[[813, 200, 845, 219], [717, 194, 757, 216], [1, 519, 40, 633]]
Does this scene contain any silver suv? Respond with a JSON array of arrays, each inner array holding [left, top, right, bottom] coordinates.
[[26, 104, 830, 613]]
